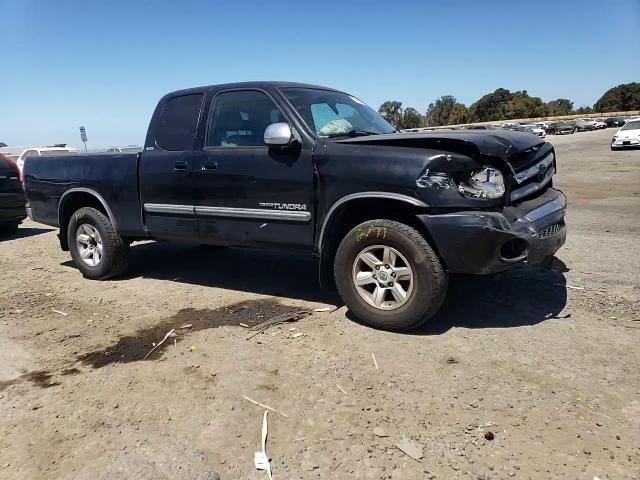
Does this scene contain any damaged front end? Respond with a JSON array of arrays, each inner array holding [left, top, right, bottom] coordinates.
[[334, 130, 567, 273], [418, 186, 566, 274]]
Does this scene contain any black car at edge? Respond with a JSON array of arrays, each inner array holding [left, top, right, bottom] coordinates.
[[23, 82, 567, 330], [0, 153, 26, 234]]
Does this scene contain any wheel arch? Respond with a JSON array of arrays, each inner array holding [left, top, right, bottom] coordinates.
[[317, 192, 436, 290], [58, 188, 117, 250]]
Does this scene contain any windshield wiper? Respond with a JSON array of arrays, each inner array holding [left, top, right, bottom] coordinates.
[[326, 129, 381, 138]]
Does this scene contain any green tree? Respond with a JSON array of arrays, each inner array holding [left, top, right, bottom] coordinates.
[[424, 95, 469, 126], [378, 101, 404, 128], [0, 142, 6, 148], [401, 107, 424, 129], [378, 101, 424, 129], [468, 88, 511, 122], [505, 90, 550, 118], [593, 83, 640, 112], [547, 99, 573, 116], [469, 88, 552, 121], [573, 106, 594, 115]]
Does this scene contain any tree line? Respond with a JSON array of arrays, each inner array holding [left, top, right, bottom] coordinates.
[[378, 82, 640, 128]]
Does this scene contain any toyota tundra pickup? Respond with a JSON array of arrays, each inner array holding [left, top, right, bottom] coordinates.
[[24, 82, 567, 330]]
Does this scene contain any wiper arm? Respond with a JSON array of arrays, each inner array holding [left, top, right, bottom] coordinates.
[[326, 129, 381, 138]]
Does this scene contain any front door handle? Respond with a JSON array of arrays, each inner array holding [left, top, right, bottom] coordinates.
[[201, 161, 218, 171], [174, 160, 188, 171]]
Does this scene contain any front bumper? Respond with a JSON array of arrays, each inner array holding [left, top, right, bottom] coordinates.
[[418, 188, 567, 274], [612, 138, 640, 148]]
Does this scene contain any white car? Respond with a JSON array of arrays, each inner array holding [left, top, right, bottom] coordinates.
[[523, 125, 547, 138], [16, 146, 79, 173], [611, 119, 640, 150], [106, 145, 143, 153]]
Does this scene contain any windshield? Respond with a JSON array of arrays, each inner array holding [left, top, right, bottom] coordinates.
[[282, 88, 395, 137], [620, 120, 640, 131]]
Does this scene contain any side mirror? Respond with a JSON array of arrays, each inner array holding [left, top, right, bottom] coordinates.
[[264, 123, 293, 146]]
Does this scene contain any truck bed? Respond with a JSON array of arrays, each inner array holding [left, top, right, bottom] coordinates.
[[24, 153, 146, 236]]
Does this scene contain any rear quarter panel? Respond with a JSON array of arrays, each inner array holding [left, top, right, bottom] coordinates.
[[24, 153, 145, 235]]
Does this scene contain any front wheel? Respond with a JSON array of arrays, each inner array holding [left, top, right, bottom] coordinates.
[[334, 219, 447, 330], [68, 207, 129, 279]]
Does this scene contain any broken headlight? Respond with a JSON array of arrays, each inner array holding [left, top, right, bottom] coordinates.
[[458, 166, 505, 199]]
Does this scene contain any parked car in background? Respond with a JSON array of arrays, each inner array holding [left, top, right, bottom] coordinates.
[[604, 117, 626, 128], [573, 119, 597, 131], [592, 119, 607, 129], [522, 125, 547, 138], [0, 153, 26, 234], [534, 122, 552, 132], [105, 145, 143, 153], [16, 146, 79, 173], [548, 121, 575, 135], [461, 125, 494, 130], [611, 119, 640, 150], [0, 149, 22, 164]]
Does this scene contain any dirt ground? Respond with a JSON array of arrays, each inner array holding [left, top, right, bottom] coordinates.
[[1, 128, 639, 479]]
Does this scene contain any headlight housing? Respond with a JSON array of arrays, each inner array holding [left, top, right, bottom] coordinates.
[[458, 166, 505, 199]]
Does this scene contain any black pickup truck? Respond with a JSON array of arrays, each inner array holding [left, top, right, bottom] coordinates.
[[24, 82, 566, 330]]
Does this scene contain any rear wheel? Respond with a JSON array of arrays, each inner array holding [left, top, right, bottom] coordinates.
[[68, 207, 129, 279], [334, 219, 447, 330]]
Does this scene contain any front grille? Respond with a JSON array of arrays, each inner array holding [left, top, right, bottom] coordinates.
[[510, 149, 555, 203], [536, 221, 564, 239]]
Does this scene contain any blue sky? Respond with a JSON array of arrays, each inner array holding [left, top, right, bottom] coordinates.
[[1, 0, 639, 149]]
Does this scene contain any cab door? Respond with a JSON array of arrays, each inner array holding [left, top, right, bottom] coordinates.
[[139, 93, 203, 240], [193, 89, 314, 251]]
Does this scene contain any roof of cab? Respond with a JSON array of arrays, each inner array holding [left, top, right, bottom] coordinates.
[[163, 81, 344, 98]]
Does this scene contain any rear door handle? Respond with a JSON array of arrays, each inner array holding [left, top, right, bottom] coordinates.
[[201, 161, 218, 171], [174, 160, 188, 171]]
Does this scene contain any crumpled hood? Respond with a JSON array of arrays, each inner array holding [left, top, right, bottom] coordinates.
[[336, 130, 546, 163]]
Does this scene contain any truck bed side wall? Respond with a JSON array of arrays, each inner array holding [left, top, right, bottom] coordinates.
[[24, 153, 145, 236]]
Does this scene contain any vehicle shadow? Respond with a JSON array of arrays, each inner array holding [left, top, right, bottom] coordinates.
[[0, 226, 53, 242], [126, 242, 338, 304], [410, 261, 569, 335], [61, 241, 569, 333]]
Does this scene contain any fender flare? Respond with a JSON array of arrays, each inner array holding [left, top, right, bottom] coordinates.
[[316, 192, 427, 252], [58, 187, 118, 231]]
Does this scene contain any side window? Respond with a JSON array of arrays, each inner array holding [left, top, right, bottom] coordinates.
[[205, 90, 286, 148], [155, 93, 204, 151]]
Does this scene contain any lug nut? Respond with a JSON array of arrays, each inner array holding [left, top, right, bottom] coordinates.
[[391, 272, 396, 278], [384, 264, 390, 269], [372, 274, 377, 279], [375, 265, 380, 270], [388, 281, 394, 287]]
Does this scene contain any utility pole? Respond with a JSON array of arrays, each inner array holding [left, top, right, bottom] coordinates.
[[79, 126, 88, 152]]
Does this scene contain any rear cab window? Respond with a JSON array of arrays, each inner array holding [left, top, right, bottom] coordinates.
[[155, 93, 204, 151]]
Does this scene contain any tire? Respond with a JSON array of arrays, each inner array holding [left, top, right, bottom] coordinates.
[[0, 223, 19, 235], [334, 219, 447, 331], [67, 207, 129, 279]]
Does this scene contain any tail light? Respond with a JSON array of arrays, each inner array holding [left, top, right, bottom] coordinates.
[[0, 153, 25, 190]]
